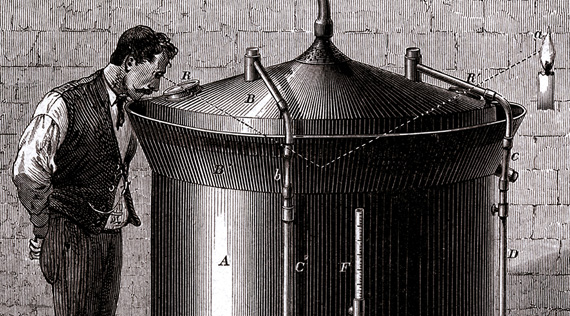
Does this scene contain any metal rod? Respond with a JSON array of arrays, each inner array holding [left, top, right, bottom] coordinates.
[[494, 95, 513, 316], [353, 208, 365, 316], [315, 0, 333, 38], [253, 62, 294, 146], [417, 64, 491, 100], [414, 60, 514, 316], [244, 48, 295, 316]]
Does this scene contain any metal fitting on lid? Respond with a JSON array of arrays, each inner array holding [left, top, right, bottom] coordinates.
[[162, 79, 202, 101], [244, 47, 261, 82], [245, 47, 260, 58], [405, 47, 422, 82]]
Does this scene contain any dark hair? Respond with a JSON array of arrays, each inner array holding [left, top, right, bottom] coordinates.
[[110, 25, 178, 66]]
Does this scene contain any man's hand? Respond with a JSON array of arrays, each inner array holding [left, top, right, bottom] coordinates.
[[29, 237, 43, 260]]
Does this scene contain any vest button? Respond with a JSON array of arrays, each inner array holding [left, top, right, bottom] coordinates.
[[108, 184, 115, 192]]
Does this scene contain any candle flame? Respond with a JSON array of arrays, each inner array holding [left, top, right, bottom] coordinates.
[[540, 29, 556, 75]]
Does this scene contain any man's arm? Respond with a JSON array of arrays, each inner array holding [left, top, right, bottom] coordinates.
[[12, 92, 68, 239]]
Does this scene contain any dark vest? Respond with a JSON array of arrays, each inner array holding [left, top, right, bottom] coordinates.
[[48, 70, 141, 234]]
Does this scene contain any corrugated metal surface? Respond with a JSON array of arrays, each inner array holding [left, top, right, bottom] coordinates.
[[151, 177, 283, 316], [129, 103, 524, 193], [143, 58, 497, 136], [150, 174, 494, 315], [300, 178, 494, 316]]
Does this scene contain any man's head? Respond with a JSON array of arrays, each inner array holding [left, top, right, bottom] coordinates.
[[110, 25, 178, 100]]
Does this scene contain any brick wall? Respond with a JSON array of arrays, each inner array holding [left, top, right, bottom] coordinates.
[[0, 0, 568, 315]]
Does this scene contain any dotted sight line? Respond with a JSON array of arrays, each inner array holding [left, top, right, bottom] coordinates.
[[480, 52, 539, 85], [319, 51, 539, 168], [163, 74, 324, 167], [194, 94, 325, 168], [321, 92, 465, 168]]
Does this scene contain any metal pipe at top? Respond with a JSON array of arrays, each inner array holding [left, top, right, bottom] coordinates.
[[244, 47, 295, 316], [315, 0, 333, 38], [411, 51, 514, 316], [244, 47, 293, 146], [494, 95, 513, 316], [253, 62, 294, 147], [409, 62, 515, 185], [415, 63, 513, 139]]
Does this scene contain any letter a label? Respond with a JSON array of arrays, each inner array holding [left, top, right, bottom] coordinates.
[[218, 255, 230, 266]]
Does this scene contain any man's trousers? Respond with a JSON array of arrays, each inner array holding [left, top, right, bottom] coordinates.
[[40, 215, 123, 316]]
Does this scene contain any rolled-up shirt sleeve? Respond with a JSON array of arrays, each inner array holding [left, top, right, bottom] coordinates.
[[12, 92, 68, 238]]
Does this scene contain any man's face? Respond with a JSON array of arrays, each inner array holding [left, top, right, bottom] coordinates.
[[123, 52, 170, 101]]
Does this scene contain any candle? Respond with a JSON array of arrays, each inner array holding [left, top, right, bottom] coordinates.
[[538, 28, 556, 110]]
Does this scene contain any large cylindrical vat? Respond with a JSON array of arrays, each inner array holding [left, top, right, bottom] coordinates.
[[128, 98, 524, 315], [127, 1, 525, 314]]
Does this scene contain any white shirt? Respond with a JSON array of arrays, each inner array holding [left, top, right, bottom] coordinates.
[[13, 66, 134, 235]]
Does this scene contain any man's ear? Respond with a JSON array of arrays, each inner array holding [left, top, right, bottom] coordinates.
[[124, 56, 136, 72]]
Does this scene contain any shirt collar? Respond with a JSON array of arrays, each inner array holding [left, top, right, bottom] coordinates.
[[102, 65, 126, 106]]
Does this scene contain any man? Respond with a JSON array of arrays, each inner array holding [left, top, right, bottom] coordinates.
[[12, 25, 177, 315]]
